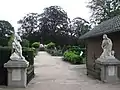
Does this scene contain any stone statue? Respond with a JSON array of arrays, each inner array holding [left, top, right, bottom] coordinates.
[[10, 31, 25, 60], [100, 34, 115, 59]]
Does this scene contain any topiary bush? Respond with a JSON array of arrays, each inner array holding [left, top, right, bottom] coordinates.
[[32, 42, 40, 49], [46, 42, 55, 49], [21, 39, 30, 47]]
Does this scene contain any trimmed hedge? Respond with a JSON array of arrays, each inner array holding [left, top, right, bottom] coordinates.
[[23, 48, 34, 65], [0, 46, 11, 66], [0, 46, 35, 85], [46, 42, 55, 49], [32, 42, 40, 49], [0, 47, 34, 65]]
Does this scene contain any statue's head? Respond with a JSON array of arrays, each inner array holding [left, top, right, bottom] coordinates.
[[103, 34, 108, 40]]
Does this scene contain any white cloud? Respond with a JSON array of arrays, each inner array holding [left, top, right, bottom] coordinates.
[[0, 0, 90, 29]]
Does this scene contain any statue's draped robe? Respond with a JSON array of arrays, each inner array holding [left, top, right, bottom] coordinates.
[[100, 38, 112, 59]]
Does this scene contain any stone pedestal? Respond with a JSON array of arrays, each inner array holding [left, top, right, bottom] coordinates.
[[95, 58, 120, 83], [4, 60, 29, 88]]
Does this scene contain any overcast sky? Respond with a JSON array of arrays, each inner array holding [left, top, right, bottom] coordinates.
[[0, 0, 90, 29]]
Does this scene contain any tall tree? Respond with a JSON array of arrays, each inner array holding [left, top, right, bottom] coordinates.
[[18, 13, 39, 38], [38, 6, 71, 44], [71, 17, 91, 37], [87, 0, 120, 24]]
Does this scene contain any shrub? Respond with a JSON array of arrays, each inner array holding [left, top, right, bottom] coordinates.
[[68, 46, 86, 57], [23, 48, 34, 65], [21, 39, 30, 47], [63, 51, 73, 61], [63, 51, 83, 64], [50, 50, 63, 56], [23, 47, 36, 57], [32, 42, 40, 49], [46, 42, 55, 49], [70, 54, 83, 64]]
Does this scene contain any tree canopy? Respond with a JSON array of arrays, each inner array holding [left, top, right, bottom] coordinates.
[[18, 13, 39, 37], [0, 20, 14, 46], [18, 5, 90, 45], [87, 0, 120, 24], [39, 6, 70, 36], [38, 6, 71, 45], [71, 17, 91, 38]]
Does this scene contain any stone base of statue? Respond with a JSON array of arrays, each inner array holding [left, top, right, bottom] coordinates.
[[95, 56, 120, 83], [4, 57, 29, 88]]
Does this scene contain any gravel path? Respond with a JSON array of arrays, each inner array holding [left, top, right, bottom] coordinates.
[[1, 51, 120, 90]]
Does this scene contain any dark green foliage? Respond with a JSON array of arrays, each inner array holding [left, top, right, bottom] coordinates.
[[0, 46, 35, 85], [0, 21, 14, 46], [39, 6, 70, 36], [18, 13, 39, 38], [45, 42, 63, 56], [21, 39, 30, 47], [39, 5, 73, 45], [0, 47, 34, 66], [0, 47, 11, 85], [23, 48, 34, 65], [71, 17, 91, 37], [0, 47, 11, 66], [69, 46, 86, 56], [62, 45, 71, 53], [31, 42, 40, 49], [8, 34, 14, 47], [87, 0, 120, 24], [17, 5, 90, 46], [46, 42, 55, 49]]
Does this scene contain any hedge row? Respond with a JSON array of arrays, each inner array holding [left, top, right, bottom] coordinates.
[[0, 47, 11, 66], [0, 46, 35, 85], [0, 46, 34, 66]]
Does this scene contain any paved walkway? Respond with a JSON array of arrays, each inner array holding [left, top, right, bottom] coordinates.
[[1, 51, 120, 90]]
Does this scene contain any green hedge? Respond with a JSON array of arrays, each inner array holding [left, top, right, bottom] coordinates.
[[32, 42, 40, 49], [0, 46, 11, 66], [23, 48, 34, 65], [0, 46, 35, 85], [46, 42, 55, 49], [0, 47, 34, 66]]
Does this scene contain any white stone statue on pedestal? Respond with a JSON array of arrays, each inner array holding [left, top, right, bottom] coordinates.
[[10, 31, 25, 61], [99, 34, 115, 59]]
